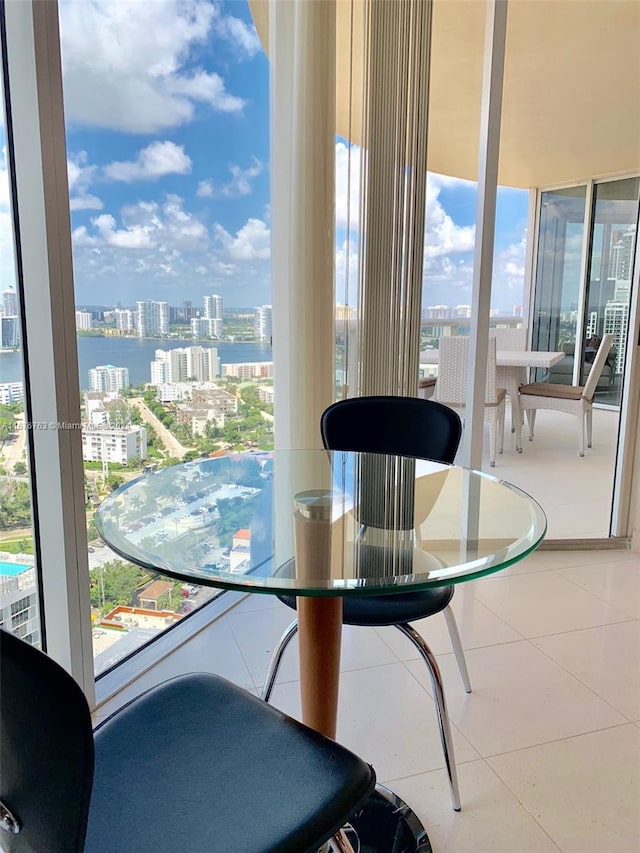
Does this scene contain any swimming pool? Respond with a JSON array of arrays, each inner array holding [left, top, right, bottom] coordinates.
[[0, 561, 32, 576]]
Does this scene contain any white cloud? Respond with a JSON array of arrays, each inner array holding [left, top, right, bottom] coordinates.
[[104, 141, 192, 182], [67, 151, 103, 210], [336, 143, 476, 261], [213, 13, 261, 57], [197, 179, 215, 198], [424, 174, 476, 258], [197, 157, 263, 199], [74, 194, 208, 253], [492, 233, 528, 303], [215, 217, 270, 260], [59, 0, 245, 133]]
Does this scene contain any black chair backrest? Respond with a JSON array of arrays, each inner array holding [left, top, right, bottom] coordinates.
[[0, 629, 94, 852], [321, 396, 462, 463]]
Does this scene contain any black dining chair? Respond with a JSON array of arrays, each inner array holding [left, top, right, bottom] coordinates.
[[0, 628, 375, 853], [262, 395, 470, 811]]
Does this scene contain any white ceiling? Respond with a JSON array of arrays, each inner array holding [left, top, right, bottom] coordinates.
[[249, 0, 640, 189]]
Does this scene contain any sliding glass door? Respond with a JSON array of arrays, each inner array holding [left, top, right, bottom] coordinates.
[[580, 177, 640, 407], [529, 176, 639, 540]]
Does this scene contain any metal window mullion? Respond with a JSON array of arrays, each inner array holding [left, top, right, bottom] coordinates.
[[612, 201, 640, 537], [573, 179, 595, 385], [2, 0, 94, 702], [462, 0, 508, 470]]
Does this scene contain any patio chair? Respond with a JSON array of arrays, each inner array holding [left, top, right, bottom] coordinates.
[[0, 628, 375, 853], [418, 375, 437, 399], [519, 333, 614, 457], [434, 336, 506, 466], [263, 396, 470, 812], [490, 326, 527, 433]]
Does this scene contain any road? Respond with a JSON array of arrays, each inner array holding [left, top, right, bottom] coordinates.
[[129, 397, 191, 459], [1, 413, 26, 472]]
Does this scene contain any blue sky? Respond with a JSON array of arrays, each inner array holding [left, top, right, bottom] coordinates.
[[1, 0, 529, 313]]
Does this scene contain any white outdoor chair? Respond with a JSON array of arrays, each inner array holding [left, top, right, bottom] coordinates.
[[490, 326, 527, 433], [519, 334, 614, 457], [418, 375, 437, 399], [489, 326, 528, 350], [435, 336, 506, 466]]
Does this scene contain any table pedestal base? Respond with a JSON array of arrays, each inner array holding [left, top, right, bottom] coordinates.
[[334, 784, 432, 852]]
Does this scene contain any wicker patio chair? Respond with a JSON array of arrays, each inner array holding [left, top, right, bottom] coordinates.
[[434, 336, 506, 466]]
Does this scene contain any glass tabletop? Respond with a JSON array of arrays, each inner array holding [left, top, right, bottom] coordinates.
[[95, 450, 547, 596]]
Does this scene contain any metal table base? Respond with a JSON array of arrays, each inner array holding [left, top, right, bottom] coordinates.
[[333, 784, 432, 852]]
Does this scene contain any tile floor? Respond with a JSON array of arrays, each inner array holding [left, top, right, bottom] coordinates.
[[477, 407, 618, 539], [96, 547, 640, 853]]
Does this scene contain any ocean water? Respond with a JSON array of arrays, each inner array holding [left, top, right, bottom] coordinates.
[[0, 337, 273, 390]]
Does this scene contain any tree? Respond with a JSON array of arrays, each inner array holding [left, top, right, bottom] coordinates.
[[105, 473, 124, 492], [0, 407, 15, 441], [89, 560, 150, 612], [13, 461, 27, 476]]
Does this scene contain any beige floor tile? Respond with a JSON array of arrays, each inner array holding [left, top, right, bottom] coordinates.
[[488, 725, 640, 853], [532, 549, 636, 570], [557, 560, 640, 619], [228, 605, 399, 688], [406, 641, 626, 756], [533, 621, 640, 721], [389, 760, 560, 853], [227, 590, 284, 613], [375, 585, 522, 661], [472, 570, 631, 637], [269, 662, 480, 781], [498, 550, 556, 576]]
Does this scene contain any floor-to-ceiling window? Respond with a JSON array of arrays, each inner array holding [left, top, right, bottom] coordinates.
[[56, 0, 272, 675], [0, 67, 40, 648], [580, 177, 640, 407], [528, 176, 640, 539]]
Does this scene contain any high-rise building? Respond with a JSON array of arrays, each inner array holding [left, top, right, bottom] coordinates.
[[335, 304, 355, 321], [603, 300, 629, 374], [454, 305, 472, 319], [2, 287, 18, 316], [190, 317, 222, 339], [254, 305, 272, 342], [609, 225, 636, 285], [114, 309, 136, 332], [88, 365, 130, 393], [75, 310, 93, 331], [425, 305, 451, 319], [151, 346, 220, 384], [203, 294, 223, 320], [137, 300, 168, 337], [586, 311, 599, 338], [513, 304, 524, 318], [186, 346, 220, 381], [1, 316, 20, 349]]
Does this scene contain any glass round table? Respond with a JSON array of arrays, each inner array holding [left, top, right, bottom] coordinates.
[[96, 450, 546, 852]]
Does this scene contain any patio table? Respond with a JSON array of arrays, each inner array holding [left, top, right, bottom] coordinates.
[[96, 450, 546, 852], [420, 348, 565, 450]]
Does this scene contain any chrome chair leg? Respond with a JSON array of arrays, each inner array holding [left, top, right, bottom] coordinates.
[[398, 622, 462, 811], [443, 605, 472, 693], [262, 618, 299, 701]]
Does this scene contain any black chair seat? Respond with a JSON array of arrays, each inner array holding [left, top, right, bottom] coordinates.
[[279, 586, 454, 627], [85, 674, 374, 853], [1, 629, 375, 853]]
